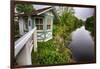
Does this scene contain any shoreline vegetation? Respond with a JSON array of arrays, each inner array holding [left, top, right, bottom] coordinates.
[[85, 16, 95, 41]]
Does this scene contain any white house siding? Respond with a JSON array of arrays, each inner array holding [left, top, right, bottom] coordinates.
[[19, 17, 25, 36], [32, 17, 35, 28], [28, 16, 33, 31]]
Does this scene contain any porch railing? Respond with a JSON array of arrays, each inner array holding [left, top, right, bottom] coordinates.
[[15, 27, 37, 65]]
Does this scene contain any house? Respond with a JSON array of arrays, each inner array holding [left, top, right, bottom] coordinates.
[[17, 7, 54, 42]]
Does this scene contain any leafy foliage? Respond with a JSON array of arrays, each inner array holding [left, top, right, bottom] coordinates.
[[31, 40, 72, 64], [85, 16, 94, 36], [53, 8, 83, 48], [16, 4, 34, 14]]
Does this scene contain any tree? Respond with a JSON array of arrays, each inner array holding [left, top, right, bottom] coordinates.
[[16, 4, 34, 14], [74, 18, 84, 28], [85, 16, 94, 36]]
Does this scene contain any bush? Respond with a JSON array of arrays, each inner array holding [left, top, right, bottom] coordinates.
[[31, 40, 72, 64]]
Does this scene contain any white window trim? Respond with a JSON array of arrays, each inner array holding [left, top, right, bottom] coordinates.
[[47, 16, 52, 30]]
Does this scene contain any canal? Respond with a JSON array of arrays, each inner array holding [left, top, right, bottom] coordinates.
[[68, 26, 95, 63]]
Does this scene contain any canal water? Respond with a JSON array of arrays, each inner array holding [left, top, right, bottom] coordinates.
[[68, 26, 95, 63]]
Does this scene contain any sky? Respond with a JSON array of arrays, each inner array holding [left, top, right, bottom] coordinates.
[[33, 5, 94, 21], [74, 7, 94, 21], [33, 5, 51, 10]]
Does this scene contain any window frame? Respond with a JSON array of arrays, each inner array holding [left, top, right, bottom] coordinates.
[[35, 17, 44, 31], [47, 16, 52, 30]]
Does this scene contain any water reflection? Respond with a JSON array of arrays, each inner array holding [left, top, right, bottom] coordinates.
[[69, 26, 95, 63]]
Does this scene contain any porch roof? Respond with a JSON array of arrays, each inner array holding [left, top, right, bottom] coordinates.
[[15, 7, 53, 17], [32, 7, 52, 15]]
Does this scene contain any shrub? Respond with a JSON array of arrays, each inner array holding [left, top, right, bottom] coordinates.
[[31, 40, 72, 64]]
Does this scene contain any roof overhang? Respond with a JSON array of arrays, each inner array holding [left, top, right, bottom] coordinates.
[[37, 7, 53, 15]]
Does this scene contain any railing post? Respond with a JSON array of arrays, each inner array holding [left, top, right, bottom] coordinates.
[[33, 29, 37, 52]]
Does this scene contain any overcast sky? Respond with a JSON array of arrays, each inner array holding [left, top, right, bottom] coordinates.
[[33, 5, 94, 21], [74, 7, 94, 21], [33, 5, 51, 10]]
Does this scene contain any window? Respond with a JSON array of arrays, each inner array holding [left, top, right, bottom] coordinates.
[[47, 25, 51, 29], [47, 17, 51, 29], [35, 18, 43, 30]]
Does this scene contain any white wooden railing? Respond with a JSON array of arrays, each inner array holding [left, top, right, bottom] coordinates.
[[15, 27, 37, 65]]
